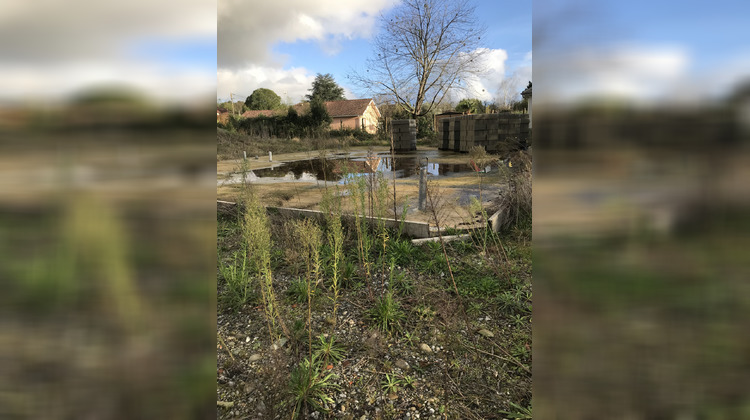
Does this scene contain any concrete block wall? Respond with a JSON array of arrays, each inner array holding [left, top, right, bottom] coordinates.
[[392, 119, 417, 151], [437, 113, 529, 154]]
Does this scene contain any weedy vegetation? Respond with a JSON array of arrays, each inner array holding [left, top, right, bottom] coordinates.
[[216, 148, 533, 419]]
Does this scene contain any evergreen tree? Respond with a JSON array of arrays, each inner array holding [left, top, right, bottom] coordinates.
[[306, 73, 346, 102], [455, 98, 485, 114], [245, 88, 282, 110]]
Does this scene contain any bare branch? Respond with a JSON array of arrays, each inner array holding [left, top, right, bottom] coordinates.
[[348, 0, 487, 119]]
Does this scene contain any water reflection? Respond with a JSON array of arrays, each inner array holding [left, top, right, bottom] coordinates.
[[241, 157, 475, 183]]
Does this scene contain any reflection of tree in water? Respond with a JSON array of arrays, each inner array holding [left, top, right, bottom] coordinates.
[[252, 158, 475, 182]]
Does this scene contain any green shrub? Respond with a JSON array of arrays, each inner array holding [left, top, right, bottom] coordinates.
[[329, 127, 377, 142]]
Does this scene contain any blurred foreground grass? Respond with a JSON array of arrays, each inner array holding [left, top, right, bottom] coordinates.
[[0, 99, 217, 419], [533, 98, 750, 419]]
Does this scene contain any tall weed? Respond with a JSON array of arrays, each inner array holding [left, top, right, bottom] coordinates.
[[243, 195, 287, 340], [493, 150, 532, 232], [374, 172, 391, 292], [292, 218, 323, 360], [321, 188, 345, 330], [348, 175, 373, 295]]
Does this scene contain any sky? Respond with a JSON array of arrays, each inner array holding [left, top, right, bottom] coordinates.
[[534, 0, 750, 105], [217, 0, 532, 106], [0, 0, 216, 104], [4, 1, 745, 108]]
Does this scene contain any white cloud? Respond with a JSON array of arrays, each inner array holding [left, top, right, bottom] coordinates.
[[536, 44, 691, 104], [0, 0, 216, 102], [218, 66, 316, 105], [0, 61, 215, 104], [450, 48, 519, 104], [217, 0, 400, 103], [218, 0, 399, 69]]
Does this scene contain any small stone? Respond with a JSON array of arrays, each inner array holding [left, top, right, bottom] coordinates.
[[395, 359, 410, 370], [249, 353, 262, 362], [477, 329, 494, 338], [272, 337, 288, 350], [419, 343, 432, 353], [245, 336, 250, 342]]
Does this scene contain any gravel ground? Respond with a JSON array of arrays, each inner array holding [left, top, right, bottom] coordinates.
[[217, 214, 531, 420]]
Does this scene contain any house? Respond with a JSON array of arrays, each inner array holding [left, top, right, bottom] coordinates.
[[324, 98, 381, 134], [217, 107, 229, 124], [242, 98, 382, 134]]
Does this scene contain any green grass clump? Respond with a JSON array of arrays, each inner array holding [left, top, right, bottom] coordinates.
[[219, 250, 254, 310], [289, 356, 340, 419], [313, 335, 346, 364], [340, 259, 358, 287], [389, 260, 413, 295], [369, 292, 405, 333], [381, 373, 403, 394], [496, 283, 532, 315], [286, 278, 313, 304], [499, 401, 532, 419], [387, 238, 417, 266]]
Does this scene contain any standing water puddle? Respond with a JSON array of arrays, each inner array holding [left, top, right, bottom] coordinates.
[[241, 153, 482, 184]]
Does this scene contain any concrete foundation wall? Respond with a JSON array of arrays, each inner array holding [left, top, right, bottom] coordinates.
[[217, 200, 432, 238]]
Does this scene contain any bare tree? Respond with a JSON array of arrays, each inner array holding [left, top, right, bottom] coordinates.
[[348, 0, 487, 119], [497, 72, 522, 110]]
